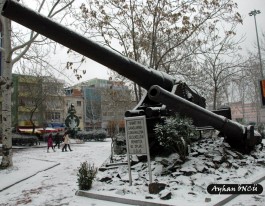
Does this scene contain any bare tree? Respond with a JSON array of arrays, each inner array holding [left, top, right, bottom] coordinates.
[[15, 72, 65, 134], [77, 0, 242, 102], [0, 0, 74, 168], [245, 56, 263, 124], [226, 30, 265, 124], [84, 88, 102, 130], [184, 24, 245, 109], [101, 81, 133, 162]]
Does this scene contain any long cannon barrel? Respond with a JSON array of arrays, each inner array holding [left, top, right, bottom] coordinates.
[[0, 0, 174, 91], [148, 85, 262, 153]]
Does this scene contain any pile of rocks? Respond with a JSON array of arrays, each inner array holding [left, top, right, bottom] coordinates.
[[95, 137, 265, 201]]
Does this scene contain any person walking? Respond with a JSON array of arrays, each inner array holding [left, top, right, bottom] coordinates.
[[53, 132, 61, 149], [47, 134, 55, 152], [62, 131, 73, 152]]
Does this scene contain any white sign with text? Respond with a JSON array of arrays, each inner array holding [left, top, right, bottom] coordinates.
[[125, 116, 152, 185], [125, 116, 148, 155]]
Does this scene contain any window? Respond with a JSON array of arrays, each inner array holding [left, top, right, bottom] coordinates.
[[77, 101, 81, 106], [66, 100, 71, 107], [19, 99, 26, 106], [46, 112, 61, 122]]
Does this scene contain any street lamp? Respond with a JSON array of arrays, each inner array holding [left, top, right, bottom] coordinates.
[[249, 9, 263, 78]]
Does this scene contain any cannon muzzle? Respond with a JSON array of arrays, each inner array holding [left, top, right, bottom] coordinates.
[[0, 0, 174, 91], [148, 85, 262, 154]]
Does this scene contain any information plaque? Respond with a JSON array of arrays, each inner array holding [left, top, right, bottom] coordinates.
[[125, 116, 148, 155], [125, 116, 152, 185]]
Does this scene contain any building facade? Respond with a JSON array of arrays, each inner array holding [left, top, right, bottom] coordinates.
[[1, 75, 134, 135], [12, 74, 65, 128], [230, 101, 265, 124], [77, 78, 134, 132]]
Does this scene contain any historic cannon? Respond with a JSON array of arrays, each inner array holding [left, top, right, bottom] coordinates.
[[0, 0, 262, 154]]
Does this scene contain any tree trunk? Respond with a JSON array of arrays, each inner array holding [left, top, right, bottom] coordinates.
[[1, 17, 13, 168], [133, 82, 139, 103], [1, 70, 13, 168], [138, 84, 142, 101], [213, 85, 218, 110]]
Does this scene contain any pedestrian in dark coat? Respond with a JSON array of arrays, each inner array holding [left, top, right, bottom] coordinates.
[[53, 132, 61, 149], [47, 134, 55, 152]]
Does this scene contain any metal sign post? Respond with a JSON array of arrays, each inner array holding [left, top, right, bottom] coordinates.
[[125, 116, 152, 186], [260, 80, 265, 107]]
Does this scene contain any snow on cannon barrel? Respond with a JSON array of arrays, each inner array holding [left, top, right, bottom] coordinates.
[[148, 85, 262, 154]]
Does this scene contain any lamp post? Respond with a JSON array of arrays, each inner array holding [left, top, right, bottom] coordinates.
[[249, 9, 263, 78]]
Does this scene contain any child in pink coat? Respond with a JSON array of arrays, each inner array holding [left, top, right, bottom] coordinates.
[[47, 134, 55, 152]]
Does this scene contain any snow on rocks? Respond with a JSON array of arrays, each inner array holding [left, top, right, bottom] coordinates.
[[90, 137, 265, 204], [159, 189, 172, 200]]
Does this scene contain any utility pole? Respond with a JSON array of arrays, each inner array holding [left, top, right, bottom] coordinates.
[[249, 10, 264, 121], [249, 9, 263, 78]]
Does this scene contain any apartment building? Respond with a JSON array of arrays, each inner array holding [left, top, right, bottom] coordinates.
[[12, 74, 65, 128], [1, 75, 134, 134], [73, 78, 134, 132]]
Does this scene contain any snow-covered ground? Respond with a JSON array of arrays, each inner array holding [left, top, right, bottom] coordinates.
[[0, 137, 265, 206], [0, 139, 128, 206]]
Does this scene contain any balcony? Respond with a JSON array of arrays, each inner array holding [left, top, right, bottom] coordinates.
[[18, 106, 40, 112]]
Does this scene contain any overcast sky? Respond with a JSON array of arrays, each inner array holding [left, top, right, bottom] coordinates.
[[235, 0, 265, 52]]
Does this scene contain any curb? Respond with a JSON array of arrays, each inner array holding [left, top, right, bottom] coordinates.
[[0, 162, 60, 192], [76, 190, 175, 206]]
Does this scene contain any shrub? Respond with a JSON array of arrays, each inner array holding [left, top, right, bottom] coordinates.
[[76, 130, 107, 141], [77, 161, 98, 190], [94, 130, 107, 141], [154, 115, 197, 161]]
